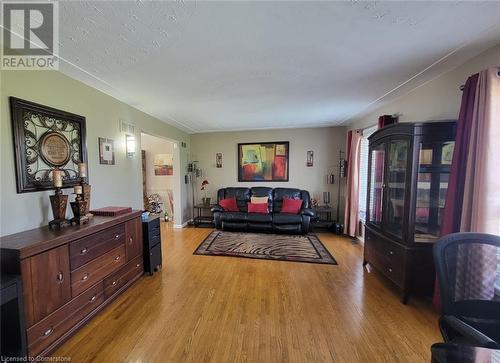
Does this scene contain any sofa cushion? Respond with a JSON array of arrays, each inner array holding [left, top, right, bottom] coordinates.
[[281, 197, 303, 214], [272, 213, 302, 224], [219, 197, 239, 212], [247, 213, 273, 223], [220, 212, 248, 223]]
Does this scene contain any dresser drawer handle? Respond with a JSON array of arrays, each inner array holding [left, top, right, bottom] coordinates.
[[112, 280, 117, 286], [136, 263, 140, 268], [56, 272, 64, 282], [82, 273, 89, 281], [81, 247, 88, 254], [90, 295, 97, 303], [389, 250, 394, 255], [129, 237, 133, 244], [114, 255, 121, 261], [388, 268, 393, 273], [114, 234, 120, 240], [43, 327, 53, 337]]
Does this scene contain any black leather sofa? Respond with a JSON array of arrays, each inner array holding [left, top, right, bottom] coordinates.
[[211, 187, 315, 234]]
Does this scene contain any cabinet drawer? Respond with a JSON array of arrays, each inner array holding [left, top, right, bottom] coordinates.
[[71, 245, 125, 297], [104, 255, 143, 299], [125, 218, 142, 262], [70, 224, 125, 270], [365, 229, 405, 287], [27, 282, 104, 358], [28, 245, 72, 324], [147, 234, 161, 250]]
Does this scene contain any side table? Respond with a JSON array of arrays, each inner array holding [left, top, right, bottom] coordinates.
[[194, 204, 215, 227]]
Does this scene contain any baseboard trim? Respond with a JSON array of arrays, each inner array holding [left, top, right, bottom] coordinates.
[[173, 221, 189, 229]]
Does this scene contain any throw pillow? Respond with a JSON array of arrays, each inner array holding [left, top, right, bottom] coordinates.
[[281, 197, 303, 214], [247, 202, 269, 214], [219, 197, 239, 212], [251, 196, 269, 204]]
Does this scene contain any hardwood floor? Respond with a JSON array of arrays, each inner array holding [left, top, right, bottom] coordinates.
[[53, 223, 441, 362]]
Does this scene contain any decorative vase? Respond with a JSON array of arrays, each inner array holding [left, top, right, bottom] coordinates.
[[202, 197, 211, 206], [49, 188, 70, 229]]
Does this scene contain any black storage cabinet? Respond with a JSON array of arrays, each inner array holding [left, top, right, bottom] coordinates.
[[1, 275, 27, 361], [142, 215, 163, 275]]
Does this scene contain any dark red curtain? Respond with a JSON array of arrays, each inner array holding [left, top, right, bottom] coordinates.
[[432, 73, 479, 308]]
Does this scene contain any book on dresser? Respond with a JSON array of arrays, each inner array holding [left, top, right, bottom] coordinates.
[[0, 211, 144, 359]]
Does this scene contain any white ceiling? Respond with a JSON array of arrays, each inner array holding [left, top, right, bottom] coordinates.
[[58, 1, 500, 133]]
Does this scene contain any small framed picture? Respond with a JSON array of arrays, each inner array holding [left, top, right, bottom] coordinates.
[[306, 150, 314, 167], [216, 152, 223, 168], [99, 137, 115, 165]]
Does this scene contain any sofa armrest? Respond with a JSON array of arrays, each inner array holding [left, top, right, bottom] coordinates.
[[300, 208, 315, 217], [211, 205, 224, 213]]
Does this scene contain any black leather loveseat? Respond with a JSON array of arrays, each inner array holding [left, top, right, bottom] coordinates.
[[211, 187, 315, 234]]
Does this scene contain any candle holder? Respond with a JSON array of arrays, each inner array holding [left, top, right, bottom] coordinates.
[[70, 193, 89, 226], [80, 176, 93, 219], [49, 188, 70, 229]]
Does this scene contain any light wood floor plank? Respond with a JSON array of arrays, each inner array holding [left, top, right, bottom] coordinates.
[[53, 223, 440, 362]]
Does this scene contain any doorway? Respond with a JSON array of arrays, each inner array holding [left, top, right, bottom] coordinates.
[[141, 132, 181, 226]]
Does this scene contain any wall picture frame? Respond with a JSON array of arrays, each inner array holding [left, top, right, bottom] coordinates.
[[238, 142, 289, 182], [99, 137, 115, 165], [9, 97, 87, 193], [216, 152, 223, 168]]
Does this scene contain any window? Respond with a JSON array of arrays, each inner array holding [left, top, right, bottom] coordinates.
[[358, 125, 378, 224]]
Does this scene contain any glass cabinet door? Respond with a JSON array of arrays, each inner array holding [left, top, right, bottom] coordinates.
[[414, 141, 454, 242], [385, 140, 409, 239], [368, 144, 385, 226]]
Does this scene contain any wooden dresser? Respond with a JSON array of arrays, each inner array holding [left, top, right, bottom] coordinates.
[[0, 211, 144, 358]]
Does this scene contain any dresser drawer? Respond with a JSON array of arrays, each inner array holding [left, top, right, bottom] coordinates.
[[104, 255, 143, 299], [70, 224, 125, 269], [71, 245, 126, 297], [27, 282, 104, 358], [365, 228, 405, 287]]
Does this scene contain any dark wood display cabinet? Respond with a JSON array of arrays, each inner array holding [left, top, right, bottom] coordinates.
[[0, 211, 144, 359], [364, 121, 456, 304]]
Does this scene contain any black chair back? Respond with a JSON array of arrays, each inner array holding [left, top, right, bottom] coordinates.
[[434, 232, 500, 341]]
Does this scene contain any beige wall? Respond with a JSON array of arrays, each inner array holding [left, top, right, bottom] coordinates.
[[0, 70, 191, 236], [191, 127, 346, 220], [349, 44, 500, 129]]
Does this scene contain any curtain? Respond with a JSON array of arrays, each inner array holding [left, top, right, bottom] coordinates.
[[344, 130, 362, 237], [434, 68, 500, 306]]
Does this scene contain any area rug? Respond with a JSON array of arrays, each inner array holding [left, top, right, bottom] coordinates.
[[194, 231, 337, 265]]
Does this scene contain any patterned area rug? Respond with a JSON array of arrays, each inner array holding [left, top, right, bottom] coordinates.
[[194, 231, 337, 265]]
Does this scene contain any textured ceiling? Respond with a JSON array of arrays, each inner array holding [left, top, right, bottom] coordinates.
[[57, 1, 500, 133]]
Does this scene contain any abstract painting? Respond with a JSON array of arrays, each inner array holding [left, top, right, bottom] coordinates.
[[238, 142, 289, 182], [154, 154, 173, 176]]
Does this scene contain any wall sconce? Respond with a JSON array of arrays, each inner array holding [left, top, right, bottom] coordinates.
[[126, 134, 136, 159]]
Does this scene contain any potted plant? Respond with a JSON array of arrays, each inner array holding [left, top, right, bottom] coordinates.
[[201, 179, 210, 206]]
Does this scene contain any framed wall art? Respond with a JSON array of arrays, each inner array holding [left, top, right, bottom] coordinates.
[[99, 137, 115, 165], [238, 142, 289, 182], [10, 97, 87, 193], [154, 154, 173, 175], [216, 152, 223, 168]]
